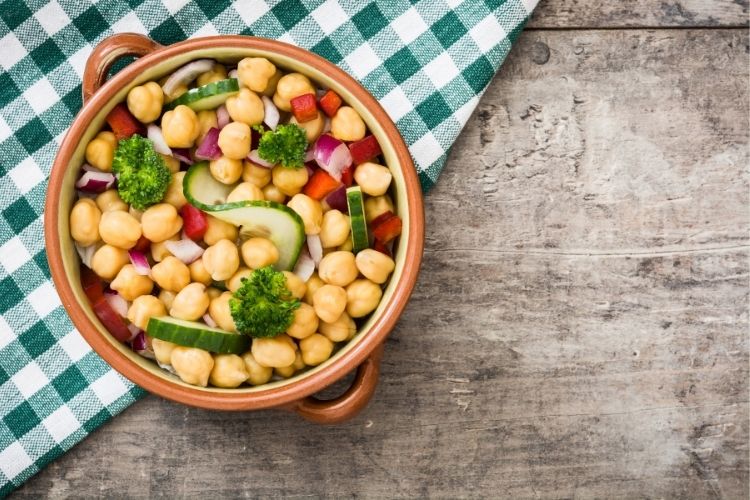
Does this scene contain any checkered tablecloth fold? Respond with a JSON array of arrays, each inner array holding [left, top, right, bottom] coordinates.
[[0, 0, 536, 493]]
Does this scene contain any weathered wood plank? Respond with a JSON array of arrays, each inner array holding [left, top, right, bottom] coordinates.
[[527, 0, 749, 28], [13, 28, 749, 499]]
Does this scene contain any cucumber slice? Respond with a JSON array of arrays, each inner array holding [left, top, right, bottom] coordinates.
[[346, 186, 369, 253], [146, 316, 250, 354], [183, 162, 305, 271], [165, 78, 240, 111]]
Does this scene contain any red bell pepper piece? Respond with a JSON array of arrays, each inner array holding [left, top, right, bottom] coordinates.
[[318, 90, 342, 118], [371, 213, 402, 243], [349, 135, 382, 165], [369, 210, 395, 229], [373, 238, 392, 257], [303, 169, 341, 200], [80, 267, 104, 304], [92, 296, 132, 342], [290, 93, 318, 123], [341, 166, 354, 187], [133, 235, 151, 253], [106, 103, 143, 140], [180, 204, 208, 241]]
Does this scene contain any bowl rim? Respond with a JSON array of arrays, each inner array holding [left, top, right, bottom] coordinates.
[[45, 35, 425, 411]]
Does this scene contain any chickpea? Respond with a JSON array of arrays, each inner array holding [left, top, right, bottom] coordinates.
[[312, 284, 347, 323], [161, 104, 200, 148], [152, 337, 176, 365], [320, 311, 356, 342], [189, 258, 212, 286], [197, 64, 227, 86], [262, 70, 283, 97], [99, 210, 141, 249], [227, 182, 264, 203], [208, 353, 247, 388], [241, 237, 279, 269], [204, 215, 238, 246], [364, 194, 394, 223], [274, 362, 295, 379], [303, 272, 325, 305], [286, 303, 318, 339], [262, 184, 286, 203], [127, 295, 166, 330], [209, 291, 236, 332], [141, 203, 183, 243], [110, 264, 154, 301], [203, 239, 240, 281], [126, 81, 163, 124], [243, 160, 272, 188], [170, 346, 214, 387], [196, 109, 218, 144], [70, 198, 101, 246], [318, 251, 358, 287], [151, 256, 191, 292], [163, 171, 187, 210], [91, 244, 129, 280], [209, 156, 243, 185], [287, 194, 322, 235], [273, 73, 314, 112], [354, 162, 392, 196], [241, 351, 273, 386], [331, 106, 366, 142], [237, 57, 277, 93], [300, 334, 334, 366], [161, 153, 180, 174], [251, 334, 297, 368], [150, 235, 178, 263], [226, 88, 264, 126], [170, 282, 209, 321], [158, 289, 176, 310], [95, 189, 127, 212], [85, 131, 116, 172], [206, 287, 223, 300], [346, 279, 382, 318], [338, 238, 354, 252], [282, 271, 306, 299], [290, 112, 325, 143], [355, 249, 396, 284], [319, 210, 350, 248], [227, 267, 252, 293], [271, 165, 308, 196], [218, 121, 251, 160]]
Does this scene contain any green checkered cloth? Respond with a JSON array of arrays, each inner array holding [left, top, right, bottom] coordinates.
[[0, 0, 537, 493]]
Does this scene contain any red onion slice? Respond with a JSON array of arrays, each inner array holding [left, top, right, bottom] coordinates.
[[171, 148, 193, 165], [75, 243, 96, 268], [293, 249, 315, 282], [128, 249, 151, 276], [325, 185, 348, 214], [195, 127, 222, 160], [162, 59, 214, 97], [164, 238, 204, 264], [228, 69, 238, 79], [322, 117, 331, 134], [304, 148, 315, 163], [261, 96, 279, 130], [307, 235, 323, 265], [313, 134, 352, 181], [131, 330, 155, 359], [217, 105, 230, 129], [104, 290, 129, 318], [147, 124, 172, 156], [247, 149, 274, 168], [202, 313, 217, 328], [75, 171, 116, 193]]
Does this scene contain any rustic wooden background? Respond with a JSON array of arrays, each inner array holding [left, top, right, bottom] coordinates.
[[14, 1, 749, 498]]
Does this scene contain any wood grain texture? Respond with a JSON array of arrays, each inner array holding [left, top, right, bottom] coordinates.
[[527, 0, 749, 28], [14, 24, 750, 500]]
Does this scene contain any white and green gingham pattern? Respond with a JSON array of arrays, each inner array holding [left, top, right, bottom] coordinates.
[[0, 0, 536, 493]]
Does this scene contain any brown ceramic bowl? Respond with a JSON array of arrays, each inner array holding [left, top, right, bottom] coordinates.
[[45, 33, 424, 424]]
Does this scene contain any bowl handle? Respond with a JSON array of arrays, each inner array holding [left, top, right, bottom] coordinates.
[[83, 33, 162, 103], [292, 343, 384, 424]]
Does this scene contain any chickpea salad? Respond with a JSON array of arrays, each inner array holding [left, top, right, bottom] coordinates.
[[70, 57, 403, 389]]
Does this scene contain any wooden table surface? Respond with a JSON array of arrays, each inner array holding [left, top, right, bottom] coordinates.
[[15, 2, 749, 498]]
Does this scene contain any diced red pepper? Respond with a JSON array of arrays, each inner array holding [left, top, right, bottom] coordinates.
[[133, 235, 151, 253], [106, 103, 143, 140], [341, 166, 354, 187], [180, 204, 208, 241], [290, 93, 319, 123], [369, 210, 395, 229], [371, 213, 402, 243], [92, 296, 132, 342], [80, 267, 104, 304], [318, 90, 342, 118], [373, 238, 392, 257], [349, 135, 382, 165], [303, 169, 341, 200]]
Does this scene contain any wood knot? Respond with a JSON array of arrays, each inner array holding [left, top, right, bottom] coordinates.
[[531, 41, 550, 64]]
